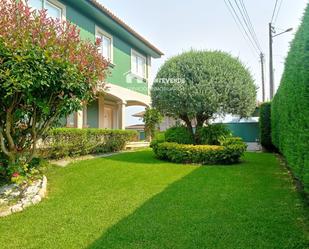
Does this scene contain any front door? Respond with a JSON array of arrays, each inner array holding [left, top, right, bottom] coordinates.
[[103, 107, 113, 129]]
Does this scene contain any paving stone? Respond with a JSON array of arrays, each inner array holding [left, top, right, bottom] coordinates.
[[11, 204, 23, 213], [0, 209, 12, 217], [31, 195, 41, 205]]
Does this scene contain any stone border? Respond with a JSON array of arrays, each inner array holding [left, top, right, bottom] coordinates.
[[0, 176, 47, 217]]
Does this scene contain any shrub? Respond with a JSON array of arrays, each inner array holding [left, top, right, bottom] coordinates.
[[42, 128, 137, 159], [220, 137, 244, 146], [152, 137, 246, 165], [143, 108, 163, 141], [271, 3, 309, 193], [0, 0, 108, 181], [196, 124, 231, 145], [150, 131, 166, 154], [259, 102, 274, 151], [165, 126, 194, 144], [154, 131, 166, 142]]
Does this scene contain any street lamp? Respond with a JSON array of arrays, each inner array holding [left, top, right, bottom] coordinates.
[[269, 24, 293, 99]]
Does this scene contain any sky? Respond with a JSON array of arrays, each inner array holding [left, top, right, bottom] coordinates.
[[98, 0, 308, 126]]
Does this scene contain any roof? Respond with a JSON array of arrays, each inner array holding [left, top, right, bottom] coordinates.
[[132, 111, 145, 118], [88, 0, 164, 57], [126, 124, 145, 130]]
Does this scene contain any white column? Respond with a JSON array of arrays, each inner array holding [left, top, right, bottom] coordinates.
[[98, 95, 105, 129], [76, 110, 83, 129], [118, 101, 127, 130], [147, 56, 152, 96]]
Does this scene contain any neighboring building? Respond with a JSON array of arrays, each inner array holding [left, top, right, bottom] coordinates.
[[28, 0, 163, 129], [131, 111, 178, 133], [126, 124, 145, 140]]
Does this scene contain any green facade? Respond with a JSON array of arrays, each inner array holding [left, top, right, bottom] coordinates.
[[63, 0, 151, 95]]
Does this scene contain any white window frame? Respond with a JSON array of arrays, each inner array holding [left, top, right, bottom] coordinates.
[[95, 26, 114, 63], [26, 0, 66, 21], [131, 49, 147, 79]]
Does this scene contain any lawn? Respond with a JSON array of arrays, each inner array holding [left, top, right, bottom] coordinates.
[[0, 150, 308, 249]]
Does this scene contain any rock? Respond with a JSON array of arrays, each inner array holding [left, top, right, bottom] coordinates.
[[11, 204, 23, 213], [0, 184, 18, 196], [31, 195, 41, 205], [0, 208, 12, 217], [0, 199, 8, 206], [21, 198, 32, 208], [10, 191, 21, 198], [24, 186, 39, 197], [38, 176, 47, 198]]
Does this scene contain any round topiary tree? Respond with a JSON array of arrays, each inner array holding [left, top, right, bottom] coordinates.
[[151, 50, 256, 143], [0, 0, 109, 181]]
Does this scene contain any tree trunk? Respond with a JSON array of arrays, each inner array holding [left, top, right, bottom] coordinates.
[[194, 115, 208, 144], [180, 114, 195, 143]]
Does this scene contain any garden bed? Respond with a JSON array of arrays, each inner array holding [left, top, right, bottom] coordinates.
[[0, 176, 47, 217]]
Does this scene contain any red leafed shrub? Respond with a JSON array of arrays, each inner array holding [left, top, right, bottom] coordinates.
[[0, 0, 109, 181]]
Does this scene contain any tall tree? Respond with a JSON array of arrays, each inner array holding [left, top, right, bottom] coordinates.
[[0, 0, 109, 179], [151, 50, 256, 143]]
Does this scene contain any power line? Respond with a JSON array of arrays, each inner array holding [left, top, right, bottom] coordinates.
[[224, 0, 260, 56], [224, 0, 266, 102], [238, 0, 262, 52], [271, 0, 279, 23], [273, 0, 283, 25]]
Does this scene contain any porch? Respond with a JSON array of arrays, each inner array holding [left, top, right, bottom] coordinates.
[[66, 84, 150, 130]]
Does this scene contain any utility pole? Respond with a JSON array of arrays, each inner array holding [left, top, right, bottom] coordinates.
[[269, 23, 274, 100], [269, 23, 293, 100], [260, 53, 265, 102]]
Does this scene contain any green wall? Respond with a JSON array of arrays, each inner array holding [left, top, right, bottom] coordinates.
[[224, 123, 260, 142], [64, 0, 149, 95], [271, 3, 309, 194]]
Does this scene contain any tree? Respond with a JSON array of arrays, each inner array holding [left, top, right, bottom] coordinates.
[[143, 108, 163, 141], [0, 0, 109, 179], [151, 50, 256, 143]]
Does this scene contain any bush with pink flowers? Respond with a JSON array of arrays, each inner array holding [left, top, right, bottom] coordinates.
[[0, 0, 109, 182]]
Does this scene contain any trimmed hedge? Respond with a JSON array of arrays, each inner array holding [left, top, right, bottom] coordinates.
[[259, 102, 274, 150], [164, 124, 231, 145], [41, 128, 137, 159], [165, 126, 194, 144], [271, 4, 309, 193], [151, 137, 247, 165]]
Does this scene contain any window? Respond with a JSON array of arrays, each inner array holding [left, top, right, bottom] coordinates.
[[96, 27, 113, 62], [28, 0, 65, 20], [131, 50, 147, 78], [28, 0, 43, 10]]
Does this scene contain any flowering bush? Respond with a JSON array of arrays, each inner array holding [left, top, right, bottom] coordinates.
[[0, 0, 109, 181]]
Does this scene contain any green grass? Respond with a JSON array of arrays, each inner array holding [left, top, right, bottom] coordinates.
[[0, 150, 308, 249]]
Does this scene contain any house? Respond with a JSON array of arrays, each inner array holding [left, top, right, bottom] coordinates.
[[28, 0, 163, 129], [131, 111, 178, 132], [126, 124, 146, 140]]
